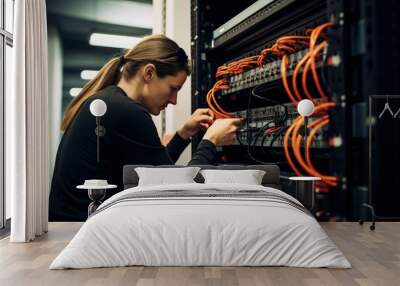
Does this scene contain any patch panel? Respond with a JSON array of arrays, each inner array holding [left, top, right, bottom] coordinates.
[[235, 128, 327, 148], [221, 49, 322, 95]]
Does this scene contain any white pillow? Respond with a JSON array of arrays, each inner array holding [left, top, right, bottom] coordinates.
[[135, 167, 200, 186], [200, 169, 266, 185]]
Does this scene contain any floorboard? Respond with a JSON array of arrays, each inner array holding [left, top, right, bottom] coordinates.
[[0, 222, 399, 286]]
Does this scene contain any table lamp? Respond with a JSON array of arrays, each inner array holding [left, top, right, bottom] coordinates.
[[289, 99, 320, 210]]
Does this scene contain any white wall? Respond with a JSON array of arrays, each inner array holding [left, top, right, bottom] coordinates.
[[47, 25, 63, 179], [165, 0, 192, 164], [152, 0, 192, 165], [151, 0, 164, 136]]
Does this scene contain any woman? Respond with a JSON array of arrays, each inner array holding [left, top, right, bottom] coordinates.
[[49, 35, 241, 221]]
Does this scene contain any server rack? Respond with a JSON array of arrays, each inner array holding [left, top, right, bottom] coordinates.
[[190, 0, 400, 221]]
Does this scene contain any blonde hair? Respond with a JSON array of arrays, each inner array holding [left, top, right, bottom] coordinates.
[[61, 34, 190, 131]]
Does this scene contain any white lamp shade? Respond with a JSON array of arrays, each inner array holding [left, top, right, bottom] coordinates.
[[90, 99, 107, 117], [297, 99, 315, 117]]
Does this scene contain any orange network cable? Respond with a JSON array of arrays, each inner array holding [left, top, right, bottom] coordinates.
[[275, 36, 314, 104], [306, 117, 330, 174], [257, 37, 307, 66], [283, 116, 303, 176], [308, 114, 329, 129], [281, 55, 297, 105], [273, 44, 297, 55], [283, 103, 334, 179], [291, 33, 320, 100], [301, 55, 314, 100], [206, 79, 232, 118], [206, 80, 226, 117], [263, 127, 281, 136], [211, 56, 260, 118], [289, 22, 333, 102], [289, 32, 318, 101], [276, 35, 310, 43], [306, 116, 331, 188], [301, 41, 328, 101], [292, 51, 313, 101], [310, 22, 333, 49], [309, 41, 329, 100], [275, 38, 308, 53], [212, 53, 272, 116], [216, 65, 230, 78], [308, 22, 333, 100], [226, 56, 259, 75], [305, 28, 314, 36], [292, 120, 337, 186]]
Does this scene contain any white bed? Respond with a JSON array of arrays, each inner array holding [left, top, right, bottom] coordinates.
[[50, 183, 351, 269]]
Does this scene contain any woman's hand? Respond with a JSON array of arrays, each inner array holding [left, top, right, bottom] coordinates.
[[177, 108, 215, 140], [203, 118, 243, 146]]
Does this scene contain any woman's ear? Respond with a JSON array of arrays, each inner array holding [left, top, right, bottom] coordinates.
[[143, 63, 156, 83]]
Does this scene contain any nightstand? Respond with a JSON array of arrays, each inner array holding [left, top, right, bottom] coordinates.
[[289, 176, 321, 210]]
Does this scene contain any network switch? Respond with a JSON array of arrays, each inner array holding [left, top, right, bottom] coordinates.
[[212, 0, 295, 48], [232, 103, 327, 148]]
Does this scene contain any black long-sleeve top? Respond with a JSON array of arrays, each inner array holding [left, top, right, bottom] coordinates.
[[49, 85, 217, 221]]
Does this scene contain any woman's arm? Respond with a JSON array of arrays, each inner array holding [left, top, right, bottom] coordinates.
[[165, 132, 191, 163], [188, 139, 217, 165], [188, 118, 243, 165], [167, 116, 244, 165], [163, 108, 215, 163], [108, 98, 240, 166]]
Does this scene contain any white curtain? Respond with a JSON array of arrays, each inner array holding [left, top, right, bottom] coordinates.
[[7, 0, 49, 242]]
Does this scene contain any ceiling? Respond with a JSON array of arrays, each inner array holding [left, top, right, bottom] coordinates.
[[46, 0, 153, 109]]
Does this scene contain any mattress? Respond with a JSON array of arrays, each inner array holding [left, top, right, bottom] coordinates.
[[50, 183, 351, 269]]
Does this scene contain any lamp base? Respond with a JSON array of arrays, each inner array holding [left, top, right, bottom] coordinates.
[[289, 176, 321, 210], [95, 126, 106, 136], [87, 189, 106, 216]]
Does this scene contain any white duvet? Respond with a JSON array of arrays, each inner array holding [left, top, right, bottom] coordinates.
[[50, 183, 351, 269]]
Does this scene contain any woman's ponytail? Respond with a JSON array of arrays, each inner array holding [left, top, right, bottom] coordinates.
[[61, 56, 124, 131]]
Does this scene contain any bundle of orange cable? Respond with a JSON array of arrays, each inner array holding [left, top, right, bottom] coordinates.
[[207, 22, 334, 117], [283, 102, 338, 186], [206, 22, 339, 187], [281, 22, 338, 186], [206, 79, 232, 118], [210, 57, 260, 118], [280, 22, 334, 106]]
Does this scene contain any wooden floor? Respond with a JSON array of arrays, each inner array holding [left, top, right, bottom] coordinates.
[[0, 222, 399, 286]]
